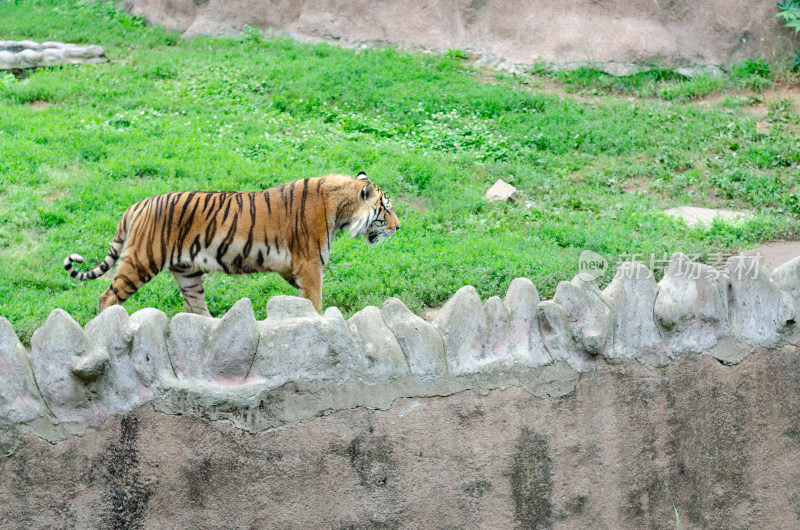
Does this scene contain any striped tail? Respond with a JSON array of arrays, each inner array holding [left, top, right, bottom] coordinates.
[[64, 240, 123, 281]]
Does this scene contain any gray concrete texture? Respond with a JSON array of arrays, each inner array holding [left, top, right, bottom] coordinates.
[[124, 0, 794, 70], [2, 252, 800, 526]]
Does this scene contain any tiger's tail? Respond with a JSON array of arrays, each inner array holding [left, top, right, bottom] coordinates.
[[64, 208, 131, 281]]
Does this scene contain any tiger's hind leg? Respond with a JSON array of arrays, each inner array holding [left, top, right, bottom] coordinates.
[[98, 257, 157, 313], [170, 266, 211, 317], [292, 262, 323, 313]]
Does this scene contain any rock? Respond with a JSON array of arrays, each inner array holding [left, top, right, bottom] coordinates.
[[0, 40, 107, 70], [251, 304, 363, 386], [602, 262, 666, 360], [552, 276, 615, 358], [484, 179, 517, 202], [0, 317, 47, 423], [537, 300, 594, 372], [432, 286, 489, 375], [653, 252, 730, 354], [267, 295, 319, 320], [772, 255, 800, 308], [348, 306, 410, 383], [127, 0, 789, 71], [168, 298, 259, 385], [503, 278, 550, 367], [83, 306, 144, 417], [30, 309, 91, 422], [663, 206, 750, 227], [725, 255, 795, 346], [381, 298, 447, 381], [129, 308, 175, 389]]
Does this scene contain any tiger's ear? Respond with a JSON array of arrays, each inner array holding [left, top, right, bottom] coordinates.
[[360, 182, 375, 201], [356, 171, 369, 181]]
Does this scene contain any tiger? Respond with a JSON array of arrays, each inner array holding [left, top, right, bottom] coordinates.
[[63, 172, 400, 315]]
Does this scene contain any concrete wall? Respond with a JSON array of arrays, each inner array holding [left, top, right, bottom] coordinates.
[[2, 252, 800, 527], [124, 0, 794, 70]]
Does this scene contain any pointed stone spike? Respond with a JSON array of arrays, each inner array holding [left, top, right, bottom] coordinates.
[[382, 298, 447, 382], [129, 308, 174, 389], [653, 252, 730, 354], [85, 305, 147, 418], [484, 296, 512, 364], [726, 255, 796, 346], [348, 306, 410, 383], [431, 286, 489, 376], [0, 317, 47, 423], [30, 309, 91, 422], [75, 305, 131, 380], [602, 262, 667, 360], [553, 276, 615, 358], [206, 298, 260, 385], [504, 278, 550, 366], [537, 300, 589, 371], [772, 255, 800, 309], [168, 312, 215, 381]]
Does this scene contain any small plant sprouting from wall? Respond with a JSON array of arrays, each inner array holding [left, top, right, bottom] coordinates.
[[777, 0, 800, 70]]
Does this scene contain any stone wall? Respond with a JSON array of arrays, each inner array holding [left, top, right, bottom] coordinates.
[[2, 251, 800, 527], [124, 0, 794, 70]]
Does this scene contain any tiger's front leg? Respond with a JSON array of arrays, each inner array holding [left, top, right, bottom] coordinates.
[[291, 262, 323, 313]]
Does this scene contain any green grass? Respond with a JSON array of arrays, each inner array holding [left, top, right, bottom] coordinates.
[[1, 0, 799, 344]]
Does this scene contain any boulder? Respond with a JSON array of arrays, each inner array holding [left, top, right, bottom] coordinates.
[[552, 275, 615, 359]]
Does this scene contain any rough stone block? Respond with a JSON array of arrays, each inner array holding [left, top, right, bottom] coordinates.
[[537, 300, 593, 372], [432, 286, 489, 375], [30, 309, 91, 422], [252, 301, 363, 386], [381, 298, 447, 381], [654, 252, 730, 354], [602, 262, 667, 360], [772, 255, 800, 309], [0, 317, 47, 423], [553, 276, 615, 358], [726, 256, 795, 346], [503, 278, 550, 367], [348, 306, 410, 383], [168, 298, 259, 385], [129, 308, 175, 389], [83, 306, 146, 417]]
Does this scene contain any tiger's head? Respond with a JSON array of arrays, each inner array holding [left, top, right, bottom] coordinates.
[[347, 171, 401, 245]]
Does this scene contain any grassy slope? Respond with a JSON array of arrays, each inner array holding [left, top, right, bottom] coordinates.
[[1, 1, 799, 343]]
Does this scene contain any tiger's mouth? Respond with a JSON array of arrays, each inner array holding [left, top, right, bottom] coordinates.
[[367, 229, 395, 245]]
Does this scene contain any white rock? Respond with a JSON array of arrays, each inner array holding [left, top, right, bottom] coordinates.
[[602, 262, 667, 359], [30, 310, 91, 422], [484, 179, 517, 202], [382, 298, 447, 381], [726, 256, 795, 346], [251, 305, 363, 386], [772, 255, 800, 309], [129, 308, 174, 389], [503, 278, 551, 366], [537, 300, 591, 371], [348, 306, 410, 383], [0, 318, 47, 423], [653, 252, 730, 354], [553, 276, 615, 358], [168, 298, 259, 385], [432, 286, 489, 375]]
